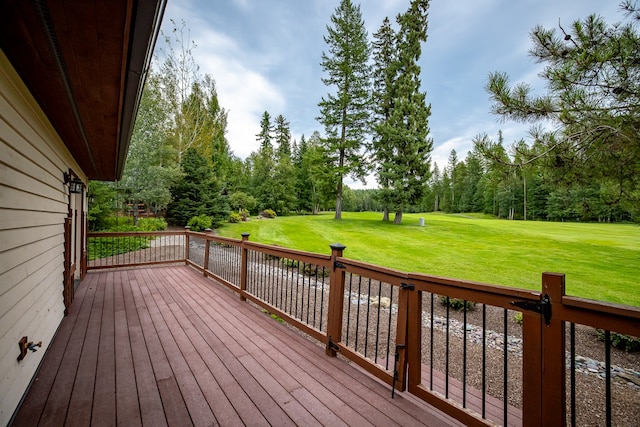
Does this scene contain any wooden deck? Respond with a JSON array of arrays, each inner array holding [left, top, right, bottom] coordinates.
[[12, 265, 460, 426]]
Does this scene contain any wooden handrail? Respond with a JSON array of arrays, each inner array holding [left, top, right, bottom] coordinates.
[[85, 230, 640, 427]]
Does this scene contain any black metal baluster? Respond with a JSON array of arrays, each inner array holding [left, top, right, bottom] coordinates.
[[307, 264, 313, 325], [294, 261, 300, 318], [385, 286, 394, 371], [445, 296, 450, 399], [319, 267, 326, 331], [270, 255, 275, 306], [430, 292, 434, 390], [355, 275, 362, 350], [482, 303, 486, 419], [570, 322, 576, 427], [346, 274, 354, 345], [503, 308, 508, 426], [374, 280, 383, 364], [605, 330, 612, 427], [300, 262, 306, 322], [286, 259, 292, 314], [280, 257, 286, 309], [278, 257, 284, 310], [313, 265, 318, 328], [463, 300, 468, 408], [364, 278, 372, 358], [260, 252, 266, 301]]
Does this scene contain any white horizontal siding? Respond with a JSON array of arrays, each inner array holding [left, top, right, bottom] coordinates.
[[0, 49, 85, 425]]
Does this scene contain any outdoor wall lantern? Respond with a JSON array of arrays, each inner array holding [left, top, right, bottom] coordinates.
[[64, 172, 84, 194]]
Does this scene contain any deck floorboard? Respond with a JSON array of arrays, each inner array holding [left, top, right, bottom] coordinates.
[[13, 265, 465, 427]]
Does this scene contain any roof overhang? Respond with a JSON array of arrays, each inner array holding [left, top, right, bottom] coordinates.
[[0, 0, 166, 180]]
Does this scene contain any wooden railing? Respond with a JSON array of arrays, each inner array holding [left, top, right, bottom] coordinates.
[[88, 229, 640, 427]]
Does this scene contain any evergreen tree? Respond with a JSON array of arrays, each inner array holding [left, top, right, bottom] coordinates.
[[459, 150, 484, 212], [251, 111, 276, 210], [486, 7, 640, 220], [272, 114, 296, 214], [430, 164, 442, 212], [293, 135, 313, 213], [371, 17, 396, 221], [446, 150, 458, 212], [166, 148, 229, 227], [317, 0, 371, 220], [374, 0, 433, 224]]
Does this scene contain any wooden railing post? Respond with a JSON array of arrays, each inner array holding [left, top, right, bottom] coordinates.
[[541, 272, 566, 426], [184, 226, 190, 262], [394, 281, 414, 393], [240, 232, 250, 301], [326, 243, 346, 357], [203, 228, 212, 275]]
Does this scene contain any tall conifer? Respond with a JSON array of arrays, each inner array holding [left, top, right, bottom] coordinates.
[[317, 0, 371, 220]]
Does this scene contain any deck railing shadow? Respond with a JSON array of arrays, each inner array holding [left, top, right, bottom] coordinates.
[[87, 229, 640, 427]]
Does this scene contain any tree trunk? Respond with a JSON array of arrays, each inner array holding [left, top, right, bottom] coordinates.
[[382, 208, 389, 221], [132, 202, 139, 226], [393, 210, 403, 224], [434, 193, 439, 211], [335, 146, 345, 220], [335, 188, 343, 219], [523, 173, 527, 221]]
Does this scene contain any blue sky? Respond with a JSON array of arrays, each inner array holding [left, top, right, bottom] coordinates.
[[160, 0, 623, 188]]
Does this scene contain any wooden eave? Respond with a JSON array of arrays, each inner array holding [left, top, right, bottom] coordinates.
[[0, 0, 166, 180]]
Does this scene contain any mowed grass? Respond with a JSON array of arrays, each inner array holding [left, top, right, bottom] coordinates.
[[217, 212, 640, 306]]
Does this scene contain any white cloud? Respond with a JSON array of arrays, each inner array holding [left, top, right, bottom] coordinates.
[[196, 52, 285, 158]]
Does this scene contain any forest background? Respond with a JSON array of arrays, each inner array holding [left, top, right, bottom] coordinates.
[[88, 0, 640, 230]]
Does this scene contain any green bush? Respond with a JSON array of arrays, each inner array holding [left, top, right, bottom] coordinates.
[[100, 216, 134, 231], [439, 296, 476, 311], [260, 209, 277, 218], [229, 212, 242, 223], [304, 263, 330, 277], [137, 217, 167, 231], [514, 312, 523, 325], [187, 215, 213, 232], [596, 330, 640, 352], [281, 258, 300, 268]]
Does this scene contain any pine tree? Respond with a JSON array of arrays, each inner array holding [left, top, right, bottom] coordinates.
[[293, 135, 313, 213], [166, 148, 229, 227], [272, 114, 296, 214], [252, 111, 276, 210], [375, 0, 433, 224], [317, 0, 371, 220]]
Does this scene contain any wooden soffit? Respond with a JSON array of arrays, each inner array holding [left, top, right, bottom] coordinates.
[[0, 0, 166, 180]]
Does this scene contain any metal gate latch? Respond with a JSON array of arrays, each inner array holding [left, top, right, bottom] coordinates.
[[511, 294, 551, 325]]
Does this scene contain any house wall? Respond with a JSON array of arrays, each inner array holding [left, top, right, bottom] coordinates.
[[0, 49, 86, 425]]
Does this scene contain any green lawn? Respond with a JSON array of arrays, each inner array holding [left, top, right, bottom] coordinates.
[[217, 212, 640, 306]]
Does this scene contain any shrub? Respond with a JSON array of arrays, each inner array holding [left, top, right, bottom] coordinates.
[[260, 209, 277, 218], [596, 330, 640, 352], [281, 258, 300, 268], [187, 215, 213, 232], [229, 212, 242, 223], [100, 215, 134, 231], [240, 209, 250, 221], [514, 312, 523, 325], [137, 217, 168, 231], [439, 296, 476, 311], [304, 263, 330, 277]]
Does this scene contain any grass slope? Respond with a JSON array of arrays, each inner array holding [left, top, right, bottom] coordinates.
[[218, 212, 640, 306]]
